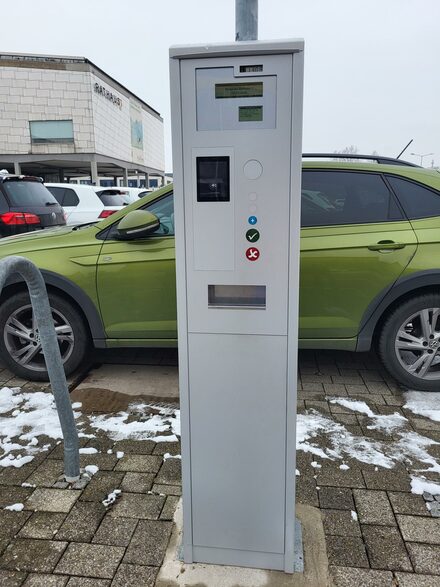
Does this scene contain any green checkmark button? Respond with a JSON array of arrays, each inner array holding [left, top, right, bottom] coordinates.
[[246, 228, 260, 243]]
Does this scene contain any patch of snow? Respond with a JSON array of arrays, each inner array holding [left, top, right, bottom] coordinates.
[[411, 476, 440, 496], [297, 404, 440, 475], [116, 451, 124, 459], [404, 391, 440, 423], [329, 398, 407, 433], [21, 482, 36, 488], [351, 510, 358, 521], [339, 464, 350, 470], [295, 469, 300, 476], [89, 403, 180, 443], [107, 449, 113, 454], [163, 453, 181, 460], [311, 461, 322, 469], [0, 387, 83, 468], [102, 488, 122, 508], [79, 448, 98, 454], [4, 503, 24, 511], [84, 465, 99, 476], [71, 402, 82, 409]]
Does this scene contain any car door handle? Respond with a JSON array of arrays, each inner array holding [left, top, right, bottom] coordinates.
[[368, 240, 406, 251]]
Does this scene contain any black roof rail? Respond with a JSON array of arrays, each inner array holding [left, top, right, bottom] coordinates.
[[302, 153, 420, 168]]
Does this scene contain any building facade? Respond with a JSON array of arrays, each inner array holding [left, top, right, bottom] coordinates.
[[0, 53, 165, 185]]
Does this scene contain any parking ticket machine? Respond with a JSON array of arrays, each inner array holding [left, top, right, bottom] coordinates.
[[170, 39, 304, 572]]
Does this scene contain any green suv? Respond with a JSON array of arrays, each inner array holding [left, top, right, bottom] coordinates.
[[1, 155, 440, 391]]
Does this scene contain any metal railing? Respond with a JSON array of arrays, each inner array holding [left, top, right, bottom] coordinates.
[[0, 256, 80, 481]]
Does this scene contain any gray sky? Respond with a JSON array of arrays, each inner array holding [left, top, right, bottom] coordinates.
[[3, 0, 439, 170]]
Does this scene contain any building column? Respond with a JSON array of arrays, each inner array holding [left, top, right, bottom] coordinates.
[[144, 172, 149, 189], [136, 171, 140, 188], [58, 168, 64, 183], [90, 161, 99, 186], [122, 168, 129, 186], [113, 175, 119, 187], [14, 162, 21, 175]]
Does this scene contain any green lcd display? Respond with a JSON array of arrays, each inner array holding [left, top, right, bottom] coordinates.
[[239, 106, 263, 122], [215, 82, 263, 99]]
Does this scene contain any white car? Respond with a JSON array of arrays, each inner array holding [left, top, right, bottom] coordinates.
[[45, 183, 125, 225], [94, 186, 152, 204]]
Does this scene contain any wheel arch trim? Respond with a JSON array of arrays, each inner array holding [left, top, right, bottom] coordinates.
[[3, 269, 106, 342], [357, 270, 440, 352]]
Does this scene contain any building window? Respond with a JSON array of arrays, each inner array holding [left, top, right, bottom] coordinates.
[[29, 120, 74, 144]]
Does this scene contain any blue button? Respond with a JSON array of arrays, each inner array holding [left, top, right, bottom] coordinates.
[[248, 216, 257, 225]]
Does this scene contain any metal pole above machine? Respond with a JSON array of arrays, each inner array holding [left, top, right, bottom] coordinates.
[[235, 0, 258, 41]]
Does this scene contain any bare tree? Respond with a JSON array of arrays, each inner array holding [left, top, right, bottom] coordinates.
[[333, 145, 359, 161]]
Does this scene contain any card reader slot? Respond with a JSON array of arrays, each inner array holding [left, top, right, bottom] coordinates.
[[208, 285, 266, 309]]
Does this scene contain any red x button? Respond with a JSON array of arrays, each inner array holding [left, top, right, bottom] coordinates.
[[246, 247, 260, 261]]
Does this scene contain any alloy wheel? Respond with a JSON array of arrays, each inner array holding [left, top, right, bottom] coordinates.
[[4, 304, 74, 372], [395, 308, 440, 380]]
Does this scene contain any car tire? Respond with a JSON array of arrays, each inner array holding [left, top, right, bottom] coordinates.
[[0, 291, 90, 382], [378, 293, 440, 391]]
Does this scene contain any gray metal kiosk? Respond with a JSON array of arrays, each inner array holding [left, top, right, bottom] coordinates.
[[170, 39, 304, 573]]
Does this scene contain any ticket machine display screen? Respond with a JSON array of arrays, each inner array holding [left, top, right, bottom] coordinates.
[[196, 156, 230, 202]]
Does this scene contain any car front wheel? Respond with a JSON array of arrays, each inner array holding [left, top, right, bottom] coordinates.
[[0, 291, 90, 381], [379, 293, 440, 391]]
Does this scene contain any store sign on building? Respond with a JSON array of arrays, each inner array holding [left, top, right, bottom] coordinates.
[[93, 83, 122, 109]]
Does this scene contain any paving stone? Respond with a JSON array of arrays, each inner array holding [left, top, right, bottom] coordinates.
[[329, 566, 394, 586], [0, 510, 32, 542], [151, 484, 182, 496], [0, 486, 33, 508], [25, 460, 63, 487], [19, 512, 66, 539], [111, 563, 157, 587], [48, 439, 89, 460], [123, 519, 172, 566], [109, 492, 165, 519], [92, 515, 138, 546], [152, 441, 181, 456], [323, 383, 347, 395], [395, 573, 440, 587], [362, 469, 411, 492], [79, 472, 124, 502], [160, 495, 180, 520], [66, 579, 110, 587], [54, 543, 124, 579], [79, 454, 117, 471], [0, 538, 67, 573], [316, 463, 365, 488], [295, 476, 318, 507], [325, 535, 369, 568], [0, 569, 27, 587], [26, 488, 80, 513], [114, 455, 162, 473], [353, 489, 395, 525], [331, 414, 358, 425], [362, 525, 412, 571], [397, 515, 440, 544], [155, 458, 181, 485], [23, 574, 68, 586], [409, 418, 439, 432], [0, 459, 41, 485], [321, 509, 361, 536], [304, 400, 330, 412], [301, 383, 325, 392], [332, 375, 364, 385], [344, 384, 370, 395], [113, 440, 155, 455], [318, 487, 354, 510], [406, 543, 440, 575], [388, 492, 429, 516], [120, 472, 155, 493], [55, 502, 105, 542]]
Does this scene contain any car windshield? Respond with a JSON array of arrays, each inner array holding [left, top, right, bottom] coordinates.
[[2, 180, 58, 207], [95, 190, 126, 206]]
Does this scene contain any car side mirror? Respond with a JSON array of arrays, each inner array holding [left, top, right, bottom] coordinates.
[[115, 210, 160, 240]]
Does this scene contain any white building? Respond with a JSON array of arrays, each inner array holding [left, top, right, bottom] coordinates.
[[0, 52, 165, 186]]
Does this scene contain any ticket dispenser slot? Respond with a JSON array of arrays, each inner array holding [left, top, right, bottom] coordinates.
[[170, 40, 304, 573]]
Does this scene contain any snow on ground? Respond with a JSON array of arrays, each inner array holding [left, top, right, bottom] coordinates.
[[89, 403, 180, 443], [298, 397, 440, 494], [404, 391, 440, 422], [0, 386, 83, 468], [4, 503, 24, 511], [410, 476, 440, 496]]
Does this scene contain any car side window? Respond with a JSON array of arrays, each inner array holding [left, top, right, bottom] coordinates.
[[386, 175, 440, 220], [301, 171, 403, 228], [104, 192, 174, 240], [47, 186, 65, 205], [62, 188, 79, 207]]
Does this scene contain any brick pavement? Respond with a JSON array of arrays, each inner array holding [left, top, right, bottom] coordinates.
[[0, 349, 438, 586]]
